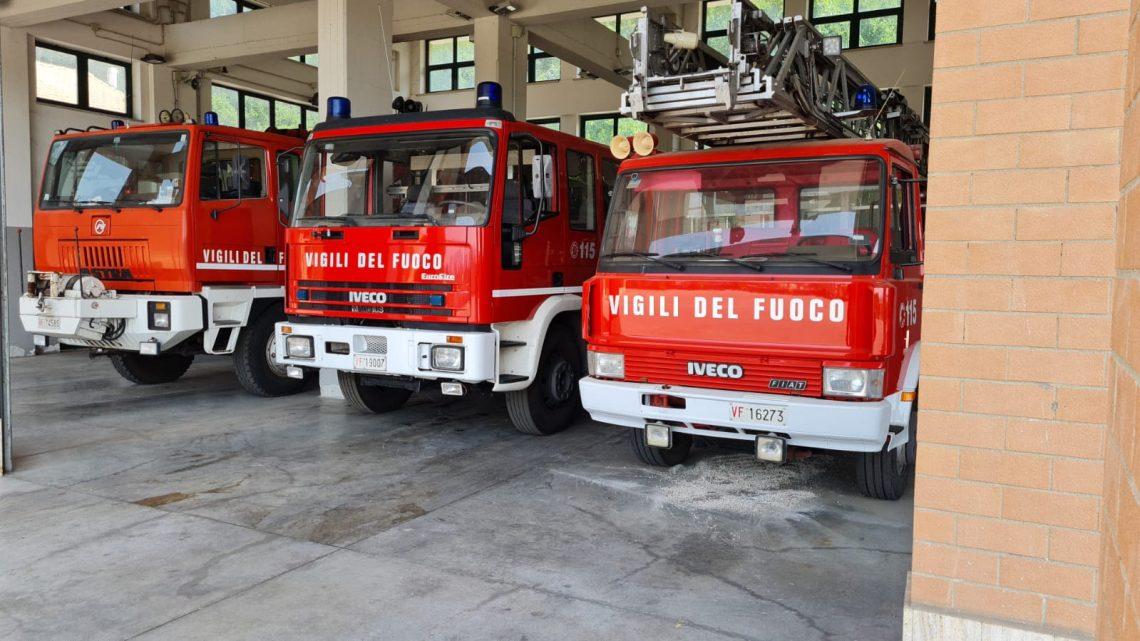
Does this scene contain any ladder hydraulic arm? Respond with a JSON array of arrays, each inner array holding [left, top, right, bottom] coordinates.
[[622, 0, 929, 155]]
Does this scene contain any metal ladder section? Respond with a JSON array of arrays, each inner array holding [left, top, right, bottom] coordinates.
[[622, 0, 929, 151]]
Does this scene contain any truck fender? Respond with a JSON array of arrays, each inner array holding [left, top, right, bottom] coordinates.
[[887, 341, 921, 449], [492, 294, 582, 392], [200, 286, 284, 354]]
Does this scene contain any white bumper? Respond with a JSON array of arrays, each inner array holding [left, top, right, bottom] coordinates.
[[19, 293, 204, 351], [275, 321, 498, 385], [580, 377, 908, 453]]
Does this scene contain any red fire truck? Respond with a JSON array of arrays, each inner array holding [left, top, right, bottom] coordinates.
[[580, 3, 929, 499], [20, 112, 308, 396], [274, 89, 613, 434]]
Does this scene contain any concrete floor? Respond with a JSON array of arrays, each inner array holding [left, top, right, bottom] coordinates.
[[0, 351, 913, 641]]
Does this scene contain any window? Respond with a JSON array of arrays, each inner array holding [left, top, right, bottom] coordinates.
[[928, 0, 936, 40], [277, 153, 300, 215], [567, 150, 596, 231], [702, 0, 783, 58], [528, 118, 561, 132], [891, 168, 917, 262], [601, 158, 619, 211], [200, 141, 267, 200], [211, 84, 316, 131], [426, 36, 475, 93], [809, 0, 902, 49], [40, 131, 188, 209], [35, 43, 132, 117], [289, 54, 318, 67], [594, 11, 641, 39], [579, 113, 647, 146], [923, 86, 932, 127], [210, 0, 261, 17], [528, 47, 560, 83]]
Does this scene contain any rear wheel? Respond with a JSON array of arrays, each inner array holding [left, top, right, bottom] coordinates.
[[109, 352, 194, 385], [233, 306, 306, 397], [506, 325, 583, 435], [855, 395, 918, 500], [338, 371, 412, 414], [629, 427, 692, 466]]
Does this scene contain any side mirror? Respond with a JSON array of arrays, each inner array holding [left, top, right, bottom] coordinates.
[[531, 154, 553, 200]]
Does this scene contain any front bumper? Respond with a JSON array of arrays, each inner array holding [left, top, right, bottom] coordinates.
[[19, 293, 204, 352], [580, 377, 905, 453], [275, 321, 497, 385]]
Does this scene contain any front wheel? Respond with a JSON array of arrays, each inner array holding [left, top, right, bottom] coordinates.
[[506, 325, 582, 435], [109, 352, 194, 385], [233, 306, 307, 397], [629, 427, 692, 467], [337, 371, 412, 414], [855, 395, 917, 500]]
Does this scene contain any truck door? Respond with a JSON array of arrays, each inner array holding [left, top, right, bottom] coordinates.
[[274, 149, 301, 267], [564, 147, 602, 285], [890, 164, 923, 358], [497, 132, 561, 301], [195, 135, 277, 285]]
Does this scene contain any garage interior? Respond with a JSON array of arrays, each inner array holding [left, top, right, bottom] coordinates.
[[1, 1, 1139, 640]]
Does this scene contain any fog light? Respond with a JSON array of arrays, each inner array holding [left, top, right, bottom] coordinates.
[[326, 341, 350, 355], [139, 340, 160, 356], [431, 345, 464, 371], [285, 335, 314, 359], [588, 351, 624, 379], [755, 435, 786, 463], [147, 301, 171, 330], [440, 381, 465, 396], [645, 424, 672, 449], [286, 365, 304, 380]]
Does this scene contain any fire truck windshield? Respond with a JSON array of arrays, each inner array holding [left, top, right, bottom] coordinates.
[[292, 131, 496, 227], [40, 131, 189, 210], [601, 157, 885, 273]]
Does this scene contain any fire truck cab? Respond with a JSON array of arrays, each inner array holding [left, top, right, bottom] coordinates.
[[274, 89, 612, 434], [20, 115, 308, 397], [579, 3, 929, 499]]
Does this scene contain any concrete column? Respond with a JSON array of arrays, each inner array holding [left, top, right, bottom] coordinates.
[[1, 27, 32, 230], [473, 16, 527, 119], [141, 64, 177, 123], [317, 0, 394, 118]]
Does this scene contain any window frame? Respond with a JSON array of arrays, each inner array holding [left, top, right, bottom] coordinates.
[[890, 165, 919, 264], [928, 0, 936, 41], [701, 0, 729, 54], [566, 148, 597, 232], [578, 112, 647, 146], [808, 0, 904, 50], [528, 117, 561, 131], [210, 0, 261, 17], [425, 36, 475, 93], [212, 83, 316, 131], [527, 46, 560, 83], [199, 139, 270, 202], [34, 41, 134, 118]]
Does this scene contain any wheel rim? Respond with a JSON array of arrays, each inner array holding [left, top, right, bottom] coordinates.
[[543, 357, 576, 409], [265, 333, 288, 377]]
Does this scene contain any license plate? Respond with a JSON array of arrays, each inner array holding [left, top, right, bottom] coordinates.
[[729, 402, 787, 426], [353, 355, 387, 372], [37, 315, 61, 330]]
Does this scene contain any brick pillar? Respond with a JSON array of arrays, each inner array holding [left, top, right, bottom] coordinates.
[[1096, 2, 1140, 640], [906, 1, 1129, 638]]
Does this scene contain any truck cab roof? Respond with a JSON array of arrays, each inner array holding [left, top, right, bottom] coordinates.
[[50, 122, 305, 145], [619, 137, 920, 172]]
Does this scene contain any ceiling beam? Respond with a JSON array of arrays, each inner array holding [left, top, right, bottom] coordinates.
[[0, 0, 132, 27]]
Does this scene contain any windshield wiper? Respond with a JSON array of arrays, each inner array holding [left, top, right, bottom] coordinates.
[[663, 249, 766, 273], [738, 250, 854, 273], [301, 216, 357, 227], [68, 201, 119, 213], [117, 199, 165, 212], [376, 213, 438, 226], [601, 251, 686, 271]]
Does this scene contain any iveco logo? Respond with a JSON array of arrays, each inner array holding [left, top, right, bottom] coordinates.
[[348, 291, 387, 304], [687, 362, 744, 379], [769, 379, 808, 392]]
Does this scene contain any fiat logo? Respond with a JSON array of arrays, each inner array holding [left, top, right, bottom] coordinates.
[[93, 219, 108, 235]]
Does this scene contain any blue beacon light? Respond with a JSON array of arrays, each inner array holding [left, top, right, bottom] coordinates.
[[854, 84, 877, 110], [203, 111, 220, 126], [110, 119, 125, 130], [328, 96, 352, 120], [476, 81, 502, 109]]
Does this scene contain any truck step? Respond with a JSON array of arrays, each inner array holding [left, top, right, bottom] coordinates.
[[498, 374, 528, 384], [212, 320, 242, 327], [499, 340, 527, 348]]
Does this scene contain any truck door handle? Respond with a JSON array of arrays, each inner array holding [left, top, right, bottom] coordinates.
[[552, 272, 564, 287], [312, 228, 343, 240]]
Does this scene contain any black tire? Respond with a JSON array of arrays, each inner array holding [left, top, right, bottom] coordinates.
[[337, 370, 412, 414], [856, 396, 918, 500], [233, 305, 306, 397], [506, 325, 583, 435], [109, 352, 194, 385], [629, 427, 692, 466]]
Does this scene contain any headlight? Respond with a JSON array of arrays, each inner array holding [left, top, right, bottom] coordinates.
[[430, 345, 464, 371], [285, 335, 314, 359], [147, 301, 171, 330], [588, 351, 625, 379], [823, 367, 884, 399]]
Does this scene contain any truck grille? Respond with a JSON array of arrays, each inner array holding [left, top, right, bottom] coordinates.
[[295, 280, 456, 318], [623, 349, 823, 397], [56, 241, 150, 279]]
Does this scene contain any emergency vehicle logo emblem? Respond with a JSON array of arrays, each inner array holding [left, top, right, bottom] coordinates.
[[92, 218, 109, 236], [687, 361, 744, 379]]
